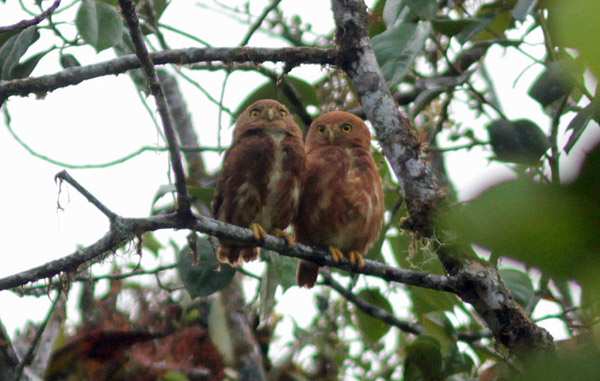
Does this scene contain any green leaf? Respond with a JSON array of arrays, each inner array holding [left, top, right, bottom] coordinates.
[[59, 53, 81, 68], [142, 232, 163, 257], [548, 0, 600, 78], [409, 286, 458, 316], [161, 371, 189, 381], [404, 336, 443, 381], [177, 238, 235, 298], [76, 0, 124, 52], [151, 184, 176, 206], [457, 2, 514, 44], [354, 288, 393, 342], [187, 185, 215, 206], [382, 0, 405, 28], [563, 99, 600, 154], [0, 26, 40, 80], [271, 252, 297, 292], [512, 0, 537, 21], [420, 313, 456, 355], [372, 22, 431, 87], [367, 0, 386, 37], [487, 119, 549, 165], [439, 178, 598, 282], [432, 17, 482, 37], [9, 48, 49, 79], [443, 344, 474, 377], [499, 268, 534, 308], [528, 60, 577, 107], [406, 0, 437, 20]]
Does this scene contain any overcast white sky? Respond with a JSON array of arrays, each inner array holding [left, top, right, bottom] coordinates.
[[0, 0, 598, 346]]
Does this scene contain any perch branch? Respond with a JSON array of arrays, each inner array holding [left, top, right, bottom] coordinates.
[[0, 171, 458, 294]]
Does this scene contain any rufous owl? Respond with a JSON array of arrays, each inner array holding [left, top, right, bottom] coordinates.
[[213, 99, 305, 265], [295, 111, 384, 288]]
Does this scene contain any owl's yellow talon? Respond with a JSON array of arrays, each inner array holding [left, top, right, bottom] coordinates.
[[329, 246, 344, 263], [250, 223, 267, 241], [272, 229, 295, 246], [348, 251, 366, 268]]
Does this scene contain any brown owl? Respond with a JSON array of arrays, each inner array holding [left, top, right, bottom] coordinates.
[[212, 99, 305, 265], [295, 111, 384, 288]]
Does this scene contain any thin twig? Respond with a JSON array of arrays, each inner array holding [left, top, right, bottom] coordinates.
[[55, 170, 117, 220], [14, 291, 62, 381], [119, 0, 192, 218], [5, 116, 223, 169], [0, 0, 61, 33], [321, 273, 422, 335], [239, 0, 284, 46]]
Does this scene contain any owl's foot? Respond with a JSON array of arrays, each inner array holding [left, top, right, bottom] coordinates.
[[272, 229, 295, 246], [348, 251, 366, 268], [329, 246, 344, 263], [250, 223, 267, 242]]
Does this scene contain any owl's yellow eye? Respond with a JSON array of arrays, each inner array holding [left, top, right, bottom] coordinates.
[[279, 109, 288, 117], [341, 123, 352, 133], [250, 109, 260, 117], [317, 125, 326, 133]]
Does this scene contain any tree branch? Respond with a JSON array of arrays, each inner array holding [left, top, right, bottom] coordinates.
[[0, 0, 61, 33], [0, 172, 457, 294], [330, 0, 554, 355], [119, 0, 191, 218], [0, 47, 337, 104], [331, 0, 441, 234]]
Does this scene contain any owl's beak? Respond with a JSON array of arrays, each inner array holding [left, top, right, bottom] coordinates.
[[266, 108, 276, 121], [326, 127, 335, 143]]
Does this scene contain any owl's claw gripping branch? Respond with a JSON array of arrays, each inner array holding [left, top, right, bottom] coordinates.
[[329, 246, 344, 263], [348, 251, 366, 269], [250, 223, 268, 242], [272, 229, 296, 246]]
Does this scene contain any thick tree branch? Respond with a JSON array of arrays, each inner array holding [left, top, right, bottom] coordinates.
[[331, 0, 441, 234], [330, 0, 554, 354], [0, 0, 61, 33], [119, 0, 191, 218], [0, 47, 336, 103]]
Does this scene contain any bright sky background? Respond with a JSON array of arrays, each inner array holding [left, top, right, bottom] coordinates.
[[1, 0, 598, 351]]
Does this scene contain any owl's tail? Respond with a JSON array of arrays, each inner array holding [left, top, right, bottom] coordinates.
[[296, 260, 319, 288], [217, 245, 260, 265]]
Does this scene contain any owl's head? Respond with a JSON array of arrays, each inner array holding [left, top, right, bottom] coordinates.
[[234, 99, 301, 142], [306, 111, 371, 151]]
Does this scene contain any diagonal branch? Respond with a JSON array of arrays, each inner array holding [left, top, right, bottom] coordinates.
[[331, 0, 441, 234], [118, 0, 191, 219], [330, 0, 554, 354], [321, 272, 491, 342], [0, 47, 336, 104], [0, 0, 61, 33]]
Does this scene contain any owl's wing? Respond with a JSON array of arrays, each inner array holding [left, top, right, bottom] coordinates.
[[340, 149, 382, 224]]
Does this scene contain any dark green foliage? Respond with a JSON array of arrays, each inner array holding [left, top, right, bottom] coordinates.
[[487, 119, 549, 164], [177, 238, 235, 298]]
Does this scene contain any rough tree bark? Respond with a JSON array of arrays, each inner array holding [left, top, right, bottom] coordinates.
[[330, 0, 554, 354]]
